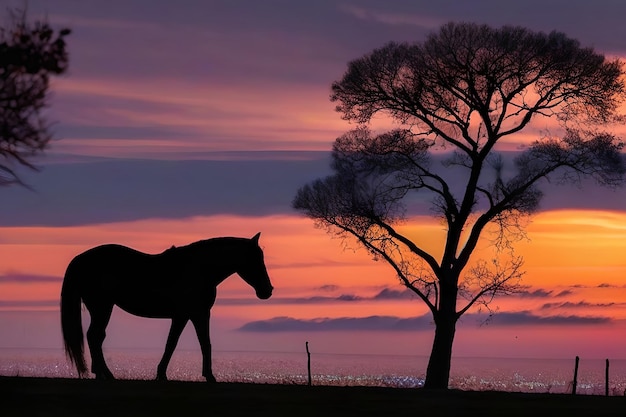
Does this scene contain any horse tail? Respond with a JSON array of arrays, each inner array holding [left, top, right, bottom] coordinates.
[[60, 258, 88, 376]]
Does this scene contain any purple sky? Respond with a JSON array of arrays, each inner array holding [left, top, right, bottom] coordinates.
[[2, 0, 623, 227]]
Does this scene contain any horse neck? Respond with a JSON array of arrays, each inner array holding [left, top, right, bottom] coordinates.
[[184, 239, 245, 284]]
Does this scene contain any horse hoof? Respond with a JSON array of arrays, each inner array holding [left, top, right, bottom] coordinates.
[[156, 375, 168, 382], [205, 375, 217, 384]]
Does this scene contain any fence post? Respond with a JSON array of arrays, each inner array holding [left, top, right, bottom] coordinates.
[[306, 341, 312, 386], [605, 359, 610, 397], [572, 356, 579, 395]]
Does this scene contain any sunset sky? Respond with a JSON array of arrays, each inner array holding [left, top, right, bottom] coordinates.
[[1, 0, 626, 366]]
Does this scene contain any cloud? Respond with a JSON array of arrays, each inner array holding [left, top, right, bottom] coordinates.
[[2, 152, 331, 227], [216, 294, 365, 306], [372, 288, 415, 300], [219, 285, 611, 308], [541, 301, 620, 310], [0, 273, 61, 283], [45, 2, 351, 86], [483, 312, 611, 326], [509, 288, 574, 298], [239, 315, 433, 332], [5, 146, 625, 228], [513, 288, 563, 298], [0, 300, 58, 308], [216, 287, 415, 306], [339, 4, 443, 29], [239, 311, 611, 332], [337, 294, 362, 302], [570, 283, 626, 289]]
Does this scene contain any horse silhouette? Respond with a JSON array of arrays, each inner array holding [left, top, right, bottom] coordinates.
[[60, 232, 273, 382]]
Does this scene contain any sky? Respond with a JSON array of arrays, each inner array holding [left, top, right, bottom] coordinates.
[[1, 0, 626, 371]]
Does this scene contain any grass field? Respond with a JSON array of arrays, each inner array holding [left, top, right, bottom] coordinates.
[[1, 376, 625, 417]]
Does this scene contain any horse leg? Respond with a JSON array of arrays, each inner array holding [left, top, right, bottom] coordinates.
[[191, 314, 216, 383], [156, 317, 188, 381], [86, 303, 115, 380]]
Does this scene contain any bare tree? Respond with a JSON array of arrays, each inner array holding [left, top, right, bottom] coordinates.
[[0, 8, 70, 185], [293, 22, 625, 389]]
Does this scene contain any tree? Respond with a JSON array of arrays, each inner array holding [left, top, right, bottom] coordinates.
[[0, 8, 70, 186], [293, 23, 625, 389]]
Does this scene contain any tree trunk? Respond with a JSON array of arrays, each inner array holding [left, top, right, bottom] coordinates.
[[423, 312, 457, 389], [423, 279, 458, 390]]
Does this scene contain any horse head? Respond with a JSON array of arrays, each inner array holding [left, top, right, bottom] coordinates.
[[238, 232, 273, 300]]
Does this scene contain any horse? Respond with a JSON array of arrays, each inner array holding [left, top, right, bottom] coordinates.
[[60, 232, 273, 382]]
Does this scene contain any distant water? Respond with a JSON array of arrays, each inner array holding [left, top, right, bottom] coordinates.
[[1, 348, 625, 395]]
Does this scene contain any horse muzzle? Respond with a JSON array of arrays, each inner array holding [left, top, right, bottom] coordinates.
[[256, 287, 273, 300]]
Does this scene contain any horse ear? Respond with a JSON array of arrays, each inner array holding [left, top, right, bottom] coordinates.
[[251, 232, 261, 245]]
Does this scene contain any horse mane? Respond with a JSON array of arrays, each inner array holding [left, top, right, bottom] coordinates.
[[164, 245, 177, 253], [160, 237, 253, 255]]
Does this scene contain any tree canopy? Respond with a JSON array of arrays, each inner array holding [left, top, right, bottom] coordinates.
[[294, 22, 625, 389], [0, 9, 70, 186]]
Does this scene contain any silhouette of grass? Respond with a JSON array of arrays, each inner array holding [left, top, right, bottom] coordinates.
[[1, 376, 625, 417]]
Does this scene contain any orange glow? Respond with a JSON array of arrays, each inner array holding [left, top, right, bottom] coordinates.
[[519, 210, 626, 285], [1, 209, 625, 319]]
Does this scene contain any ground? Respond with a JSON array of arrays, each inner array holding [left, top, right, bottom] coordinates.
[[1, 376, 625, 417]]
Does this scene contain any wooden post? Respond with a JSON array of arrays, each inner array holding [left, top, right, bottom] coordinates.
[[605, 359, 610, 397], [306, 341, 312, 386], [572, 356, 579, 395]]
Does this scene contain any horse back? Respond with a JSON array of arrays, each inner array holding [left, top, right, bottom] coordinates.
[[71, 244, 151, 272], [67, 244, 215, 317]]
